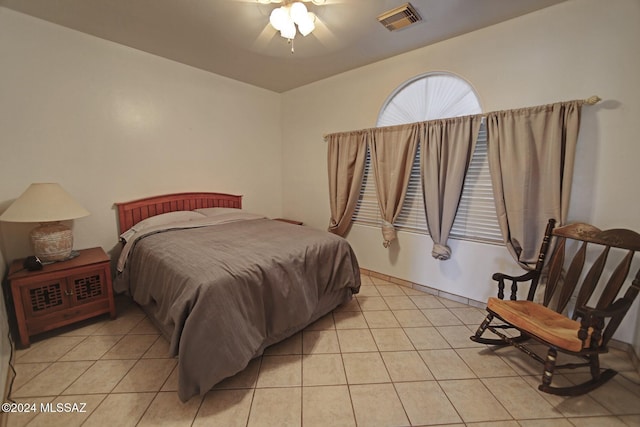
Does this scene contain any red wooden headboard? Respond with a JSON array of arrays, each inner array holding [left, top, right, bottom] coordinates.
[[115, 192, 243, 234]]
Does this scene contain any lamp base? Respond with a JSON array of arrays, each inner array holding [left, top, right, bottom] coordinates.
[[30, 222, 74, 263]]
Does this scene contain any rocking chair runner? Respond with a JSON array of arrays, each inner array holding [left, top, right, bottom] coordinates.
[[471, 219, 640, 396]]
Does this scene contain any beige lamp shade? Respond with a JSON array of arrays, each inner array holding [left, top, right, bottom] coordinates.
[[0, 183, 90, 262], [0, 183, 90, 222]]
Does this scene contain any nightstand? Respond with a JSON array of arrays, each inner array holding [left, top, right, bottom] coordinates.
[[7, 247, 116, 347], [273, 218, 303, 225]]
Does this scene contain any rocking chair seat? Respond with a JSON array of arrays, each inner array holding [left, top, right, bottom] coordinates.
[[487, 297, 597, 353]]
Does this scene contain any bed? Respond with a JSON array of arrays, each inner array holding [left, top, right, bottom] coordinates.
[[113, 192, 361, 401]]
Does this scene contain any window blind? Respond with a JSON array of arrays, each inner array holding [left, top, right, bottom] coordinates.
[[352, 122, 503, 243]]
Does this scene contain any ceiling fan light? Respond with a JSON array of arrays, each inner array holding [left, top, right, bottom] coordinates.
[[298, 23, 314, 36], [306, 11, 316, 23], [298, 15, 315, 36], [280, 21, 297, 39], [269, 7, 289, 31], [290, 2, 308, 25]]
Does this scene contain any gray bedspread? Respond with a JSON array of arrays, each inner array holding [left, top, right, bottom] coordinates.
[[116, 218, 360, 401]]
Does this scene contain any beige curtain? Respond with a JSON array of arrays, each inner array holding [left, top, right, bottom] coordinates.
[[486, 101, 581, 269], [421, 116, 482, 260], [369, 124, 420, 247], [327, 131, 368, 236]]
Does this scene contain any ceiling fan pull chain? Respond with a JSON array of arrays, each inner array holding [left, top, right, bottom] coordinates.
[[289, 38, 295, 54]]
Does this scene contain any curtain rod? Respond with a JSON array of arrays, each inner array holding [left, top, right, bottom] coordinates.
[[322, 95, 601, 141]]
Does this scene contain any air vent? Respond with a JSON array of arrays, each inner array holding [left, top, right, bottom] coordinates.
[[377, 2, 422, 31]]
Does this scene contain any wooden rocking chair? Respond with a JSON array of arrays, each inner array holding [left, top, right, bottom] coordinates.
[[471, 219, 640, 396]]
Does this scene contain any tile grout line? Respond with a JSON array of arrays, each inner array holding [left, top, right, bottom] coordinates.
[[7, 274, 640, 426]]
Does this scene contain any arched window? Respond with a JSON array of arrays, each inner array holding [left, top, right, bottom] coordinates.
[[353, 72, 502, 243], [377, 72, 481, 125]]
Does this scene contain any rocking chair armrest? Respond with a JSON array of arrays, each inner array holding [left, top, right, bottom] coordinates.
[[491, 270, 540, 300], [575, 299, 630, 320], [574, 300, 632, 347], [492, 270, 539, 283], [575, 306, 605, 346]]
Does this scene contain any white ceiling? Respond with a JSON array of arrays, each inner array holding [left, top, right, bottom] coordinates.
[[1, 0, 567, 92]]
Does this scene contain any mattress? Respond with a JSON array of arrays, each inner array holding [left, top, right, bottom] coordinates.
[[115, 213, 360, 401]]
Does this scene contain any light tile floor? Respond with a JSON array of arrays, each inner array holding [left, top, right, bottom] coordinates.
[[4, 274, 640, 426]]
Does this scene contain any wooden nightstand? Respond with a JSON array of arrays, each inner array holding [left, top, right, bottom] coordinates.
[[7, 247, 116, 347]]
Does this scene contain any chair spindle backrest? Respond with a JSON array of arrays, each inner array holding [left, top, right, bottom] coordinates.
[[543, 223, 640, 346], [525, 219, 557, 301]]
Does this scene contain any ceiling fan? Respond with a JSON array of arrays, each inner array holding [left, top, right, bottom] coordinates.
[[254, 0, 331, 54], [226, 0, 354, 57]]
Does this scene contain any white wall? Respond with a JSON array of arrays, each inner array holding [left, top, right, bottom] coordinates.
[[0, 258, 8, 400], [0, 7, 284, 397], [0, 8, 284, 263], [281, 0, 640, 350]]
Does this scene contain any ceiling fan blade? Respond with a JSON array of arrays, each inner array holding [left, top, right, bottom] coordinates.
[[251, 24, 278, 50], [311, 17, 339, 49]]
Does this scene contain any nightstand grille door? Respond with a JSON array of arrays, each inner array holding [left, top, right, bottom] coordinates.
[[74, 274, 103, 301], [29, 282, 64, 312]]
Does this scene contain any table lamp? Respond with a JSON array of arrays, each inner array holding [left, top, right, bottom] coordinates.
[[0, 183, 90, 263]]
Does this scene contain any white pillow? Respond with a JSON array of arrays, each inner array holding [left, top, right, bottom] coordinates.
[[120, 211, 206, 242], [193, 207, 241, 217]]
